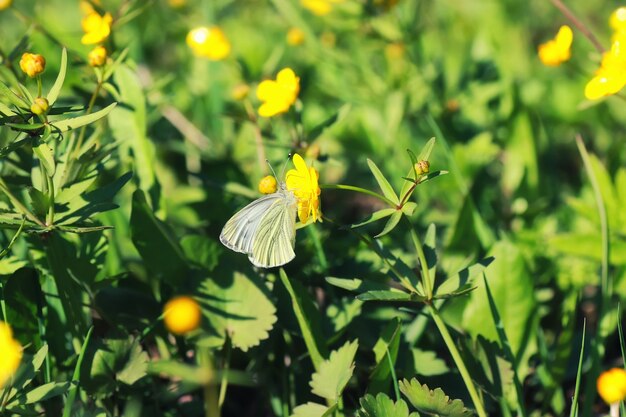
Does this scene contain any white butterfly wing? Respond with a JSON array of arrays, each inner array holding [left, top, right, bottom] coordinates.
[[250, 192, 297, 268], [220, 193, 283, 254]]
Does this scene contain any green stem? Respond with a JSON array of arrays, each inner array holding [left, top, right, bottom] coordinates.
[[199, 346, 219, 417], [73, 80, 102, 159], [37, 76, 42, 97], [46, 174, 55, 225], [306, 224, 328, 270], [406, 217, 433, 299], [278, 268, 325, 370], [62, 326, 94, 417], [321, 184, 397, 207], [427, 304, 487, 417], [218, 337, 232, 408]]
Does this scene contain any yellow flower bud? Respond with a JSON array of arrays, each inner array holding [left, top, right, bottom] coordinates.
[[258, 175, 278, 194], [0, 0, 12, 11], [287, 28, 305, 46], [598, 368, 626, 405], [0, 321, 22, 387], [414, 160, 430, 175], [163, 296, 202, 335], [168, 0, 186, 8], [30, 97, 49, 115], [88, 45, 107, 67], [231, 84, 250, 101], [19, 53, 46, 78], [385, 42, 405, 60]]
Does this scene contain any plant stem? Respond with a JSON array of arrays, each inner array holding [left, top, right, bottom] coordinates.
[[199, 345, 219, 417], [218, 337, 232, 407], [321, 184, 397, 207], [406, 217, 433, 299], [46, 174, 55, 225], [551, 0, 604, 53], [427, 304, 487, 417]]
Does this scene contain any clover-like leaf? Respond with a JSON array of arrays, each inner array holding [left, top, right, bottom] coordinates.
[[310, 339, 359, 401], [198, 270, 277, 351], [399, 378, 474, 417], [291, 402, 336, 417], [358, 393, 420, 417]]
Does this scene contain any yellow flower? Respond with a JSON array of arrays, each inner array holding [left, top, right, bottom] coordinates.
[[598, 368, 626, 405], [164, 296, 202, 335], [585, 38, 626, 100], [168, 0, 186, 8], [19, 53, 46, 78], [538, 25, 573, 67], [287, 28, 305, 46], [610, 7, 626, 31], [301, 0, 343, 15], [0, 0, 11, 11], [88, 45, 107, 67], [385, 42, 405, 60], [286, 153, 321, 223], [186, 26, 231, 61], [259, 175, 278, 194], [256, 68, 300, 118], [81, 11, 113, 45], [0, 322, 22, 387]]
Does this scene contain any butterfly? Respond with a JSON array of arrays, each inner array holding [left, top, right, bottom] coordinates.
[[220, 181, 298, 268], [220, 154, 320, 268]]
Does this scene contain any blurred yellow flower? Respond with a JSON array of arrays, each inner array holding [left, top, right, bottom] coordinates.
[[258, 175, 278, 194], [585, 38, 626, 100], [168, 0, 186, 8], [610, 7, 626, 31], [0, 0, 11, 11], [19, 53, 46, 78], [31, 97, 49, 115], [538, 25, 573, 67], [0, 322, 22, 387], [231, 84, 250, 101], [301, 0, 343, 16], [186, 26, 231, 60], [88, 45, 107, 67], [598, 368, 626, 405], [81, 10, 113, 45], [164, 296, 201, 335], [286, 153, 321, 224], [385, 42, 405, 60], [287, 28, 305, 46], [256, 68, 300, 117]]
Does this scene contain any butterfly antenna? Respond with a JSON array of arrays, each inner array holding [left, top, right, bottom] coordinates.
[[266, 159, 279, 179], [279, 153, 292, 180]]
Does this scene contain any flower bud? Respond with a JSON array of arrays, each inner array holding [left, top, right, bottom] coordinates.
[[30, 97, 49, 115], [19, 53, 46, 78], [163, 296, 201, 335], [414, 160, 430, 175], [88, 46, 107, 67], [258, 175, 278, 194], [598, 368, 626, 405], [287, 28, 305, 46]]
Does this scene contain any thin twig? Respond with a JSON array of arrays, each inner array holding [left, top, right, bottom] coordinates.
[[551, 0, 605, 53]]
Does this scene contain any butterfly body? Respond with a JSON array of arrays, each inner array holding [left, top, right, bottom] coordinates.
[[220, 184, 298, 268]]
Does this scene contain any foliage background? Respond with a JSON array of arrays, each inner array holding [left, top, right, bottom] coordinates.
[[1, 0, 625, 416]]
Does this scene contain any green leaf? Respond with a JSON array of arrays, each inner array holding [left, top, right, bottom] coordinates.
[[28, 187, 49, 219], [130, 189, 188, 284], [410, 349, 448, 376], [306, 104, 351, 141], [358, 393, 419, 417], [51, 103, 117, 133], [325, 277, 392, 293], [416, 138, 436, 162], [32, 140, 55, 176], [375, 211, 402, 238], [402, 202, 417, 216], [47, 48, 67, 106], [0, 138, 29, 158], [399, 379, 473, 417], [7, 345, 48, 401], [369, 319, 402, 394], [357, 291, 414, 302], [181, 235, 222, 271], [0, 81, 29, 110], [549, 233, 626, 264], [367, 159, 399, 205], [435, 257, 494, 297], [148, 360, 213, 385], [7, 382, 70, 407], [462, 240, 536, 363], [351, 208, 396, 229], [291, 403, 335, 417], [198, 269, 277, 351], [310, 339, 358, 401]]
